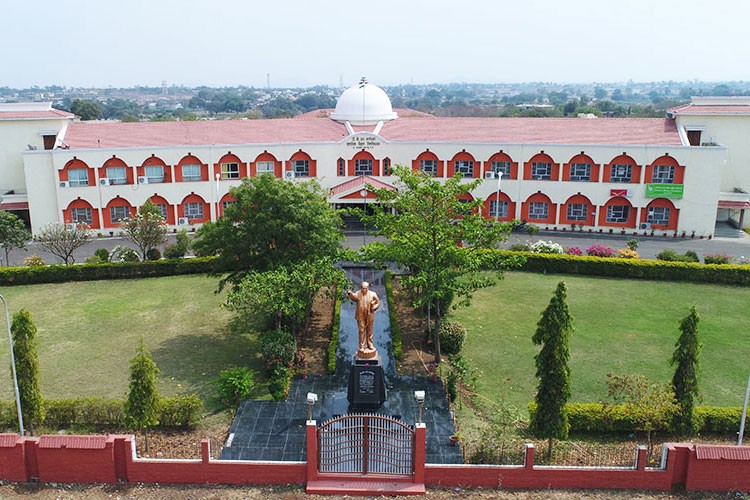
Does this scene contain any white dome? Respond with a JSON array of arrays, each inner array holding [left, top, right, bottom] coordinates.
[[330, 82, 397, 126]]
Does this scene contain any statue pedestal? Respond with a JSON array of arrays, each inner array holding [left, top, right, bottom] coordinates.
[[347, 353, 386, 411]]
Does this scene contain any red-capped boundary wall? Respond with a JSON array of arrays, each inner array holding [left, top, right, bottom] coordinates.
[[2, 430, 750, 493]]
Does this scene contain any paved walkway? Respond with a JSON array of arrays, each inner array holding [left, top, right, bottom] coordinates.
[[220, 266, 462, 464]]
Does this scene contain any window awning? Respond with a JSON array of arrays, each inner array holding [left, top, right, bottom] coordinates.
[[717, 200, 750, 209], [0, 201, 29, 210]]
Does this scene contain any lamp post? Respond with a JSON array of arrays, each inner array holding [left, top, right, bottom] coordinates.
[[414, 390, 425, 424], [360, 188, 368, 247], [495, 171, 504, 222], [306, 392, 318, 421], [1, 294, 25, 436]]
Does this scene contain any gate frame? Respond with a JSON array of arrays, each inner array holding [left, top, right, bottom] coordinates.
[[306, 419, 426, 484]]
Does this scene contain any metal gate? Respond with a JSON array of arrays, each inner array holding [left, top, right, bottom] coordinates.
[[317, 414, 415, 475]]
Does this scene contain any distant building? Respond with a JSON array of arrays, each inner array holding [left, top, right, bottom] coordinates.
[[2, 85, 749, 237]]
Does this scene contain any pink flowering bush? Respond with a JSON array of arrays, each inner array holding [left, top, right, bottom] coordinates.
[[586, 245, 614, 257], [704, 253, 731, 265], [566, 246, 583, 256]]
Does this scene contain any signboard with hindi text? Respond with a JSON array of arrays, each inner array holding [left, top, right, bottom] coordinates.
[[645, 184, 684, 199]]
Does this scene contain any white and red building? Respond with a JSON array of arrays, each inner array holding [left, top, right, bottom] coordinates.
[[2, 84, 750, 237]]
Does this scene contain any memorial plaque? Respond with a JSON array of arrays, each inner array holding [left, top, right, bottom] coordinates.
[[347, 356, 386, 410]]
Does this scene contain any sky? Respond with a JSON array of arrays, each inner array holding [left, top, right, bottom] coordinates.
[[2, 0, 749, 89]]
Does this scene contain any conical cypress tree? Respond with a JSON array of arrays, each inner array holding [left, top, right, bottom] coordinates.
[[530, 281, 573, 459], [671, 305, 701, 436], [125, 337, 160, 452], [11, 308, 44, 434]]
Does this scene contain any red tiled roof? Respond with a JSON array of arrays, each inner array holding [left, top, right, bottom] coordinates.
[[0, 109, 74, 120], [0, 202, 29, 210], [64, 119, 351, 148], [669, 104, 750, 115], [330, 175, 396, 196], [695, 445, 750, 460], [378, 117, 681, 145], [38, 435, 108, 449], [62, 116, 681, 149], [0, 434, 19, 447]]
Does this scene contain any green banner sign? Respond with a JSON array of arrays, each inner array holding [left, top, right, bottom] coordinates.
[[645, 184, 684, 199]]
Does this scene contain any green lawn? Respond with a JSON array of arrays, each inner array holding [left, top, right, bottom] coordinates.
[[451, 272, 750, 413], [0, 276, 260, 411]]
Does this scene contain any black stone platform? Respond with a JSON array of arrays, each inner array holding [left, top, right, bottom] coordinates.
[[220, 266, 463, 464]]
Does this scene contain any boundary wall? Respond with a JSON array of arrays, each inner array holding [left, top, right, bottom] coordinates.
[[2, 432, 750, 492]]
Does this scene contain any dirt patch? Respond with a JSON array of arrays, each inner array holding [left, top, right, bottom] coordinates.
[[296, 289, 335, 376], [392, 278, 437, 377]]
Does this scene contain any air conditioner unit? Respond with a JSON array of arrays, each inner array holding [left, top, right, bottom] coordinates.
[[99, 178, 110, 186], [59, 181, 69, 188], [284, 171, 296, 179], [137, 176, 149, 185], [177, 217, 189, 226], [639, 222, 651, 230], [484, 171, 496, 180]]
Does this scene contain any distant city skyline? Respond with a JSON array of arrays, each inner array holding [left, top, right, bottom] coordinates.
[[2, 0, 749, 89]]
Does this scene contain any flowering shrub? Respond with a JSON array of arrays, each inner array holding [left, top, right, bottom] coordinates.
[[530, 240, 564, 254], [704, 253, 731, 265], [617, 248, 639, 259], [586, 245, 614, 257], [566, 246, 583, 256], [23, 254, 45, 267]]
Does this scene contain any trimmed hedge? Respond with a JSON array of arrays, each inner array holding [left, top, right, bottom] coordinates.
[[483, 250, 750, 286], [528, 402, 743, 435], [0, 395, 203, 430], [0, 257, 219, 286], [384, 270, 403, 361]]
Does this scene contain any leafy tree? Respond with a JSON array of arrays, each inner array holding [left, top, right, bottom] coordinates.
[[216, 367, 255, 408], [70, 99, 102, 120], [360, 165, 516, 363], [606, 373, 677, 451], [35, 222, 91, 264], [530, 281, 573, 459], [671, 306, 702, 436], [0, 211, 30, 266], [163, 228, 191, 259], [120, 200, 167, 260], [193, 175, 344, 289], [125, 338, 160, 452], [11, 309, 44, 434], [226, 258, 346, 335]]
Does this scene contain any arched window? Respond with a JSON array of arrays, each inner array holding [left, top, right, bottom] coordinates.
[[60, 158, 93, 187], [604, 153, 641, 184], [289, 150, 316, 177], [99, 156, 132, 185], [63, 198, 99, 228], [337, 158, 346, 176], [104, 197, 135, 228], [563, 153, 599, 182], [523, 152, 559, 181], [485, 151, 517, 180], [645, 198, 679, 230], [214, 152, 247, 180], [522, 192, 556, 224], [600, 197, 636, 228], [349, 150, 378, 176], [382, 157, 391, 176], [219, 193, 237, 218], [175, 154, 208, 182], [149, 195, 174, 225], [646, 154, 684, 185], [178, 193, 209, 224], [448, 151, 477, 179], [483, 192, 515, 221], [412, 150, 443, 177], [560, 194, 595, 226], [252, 151, 282, 177], [139, 155, 171, 183]]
